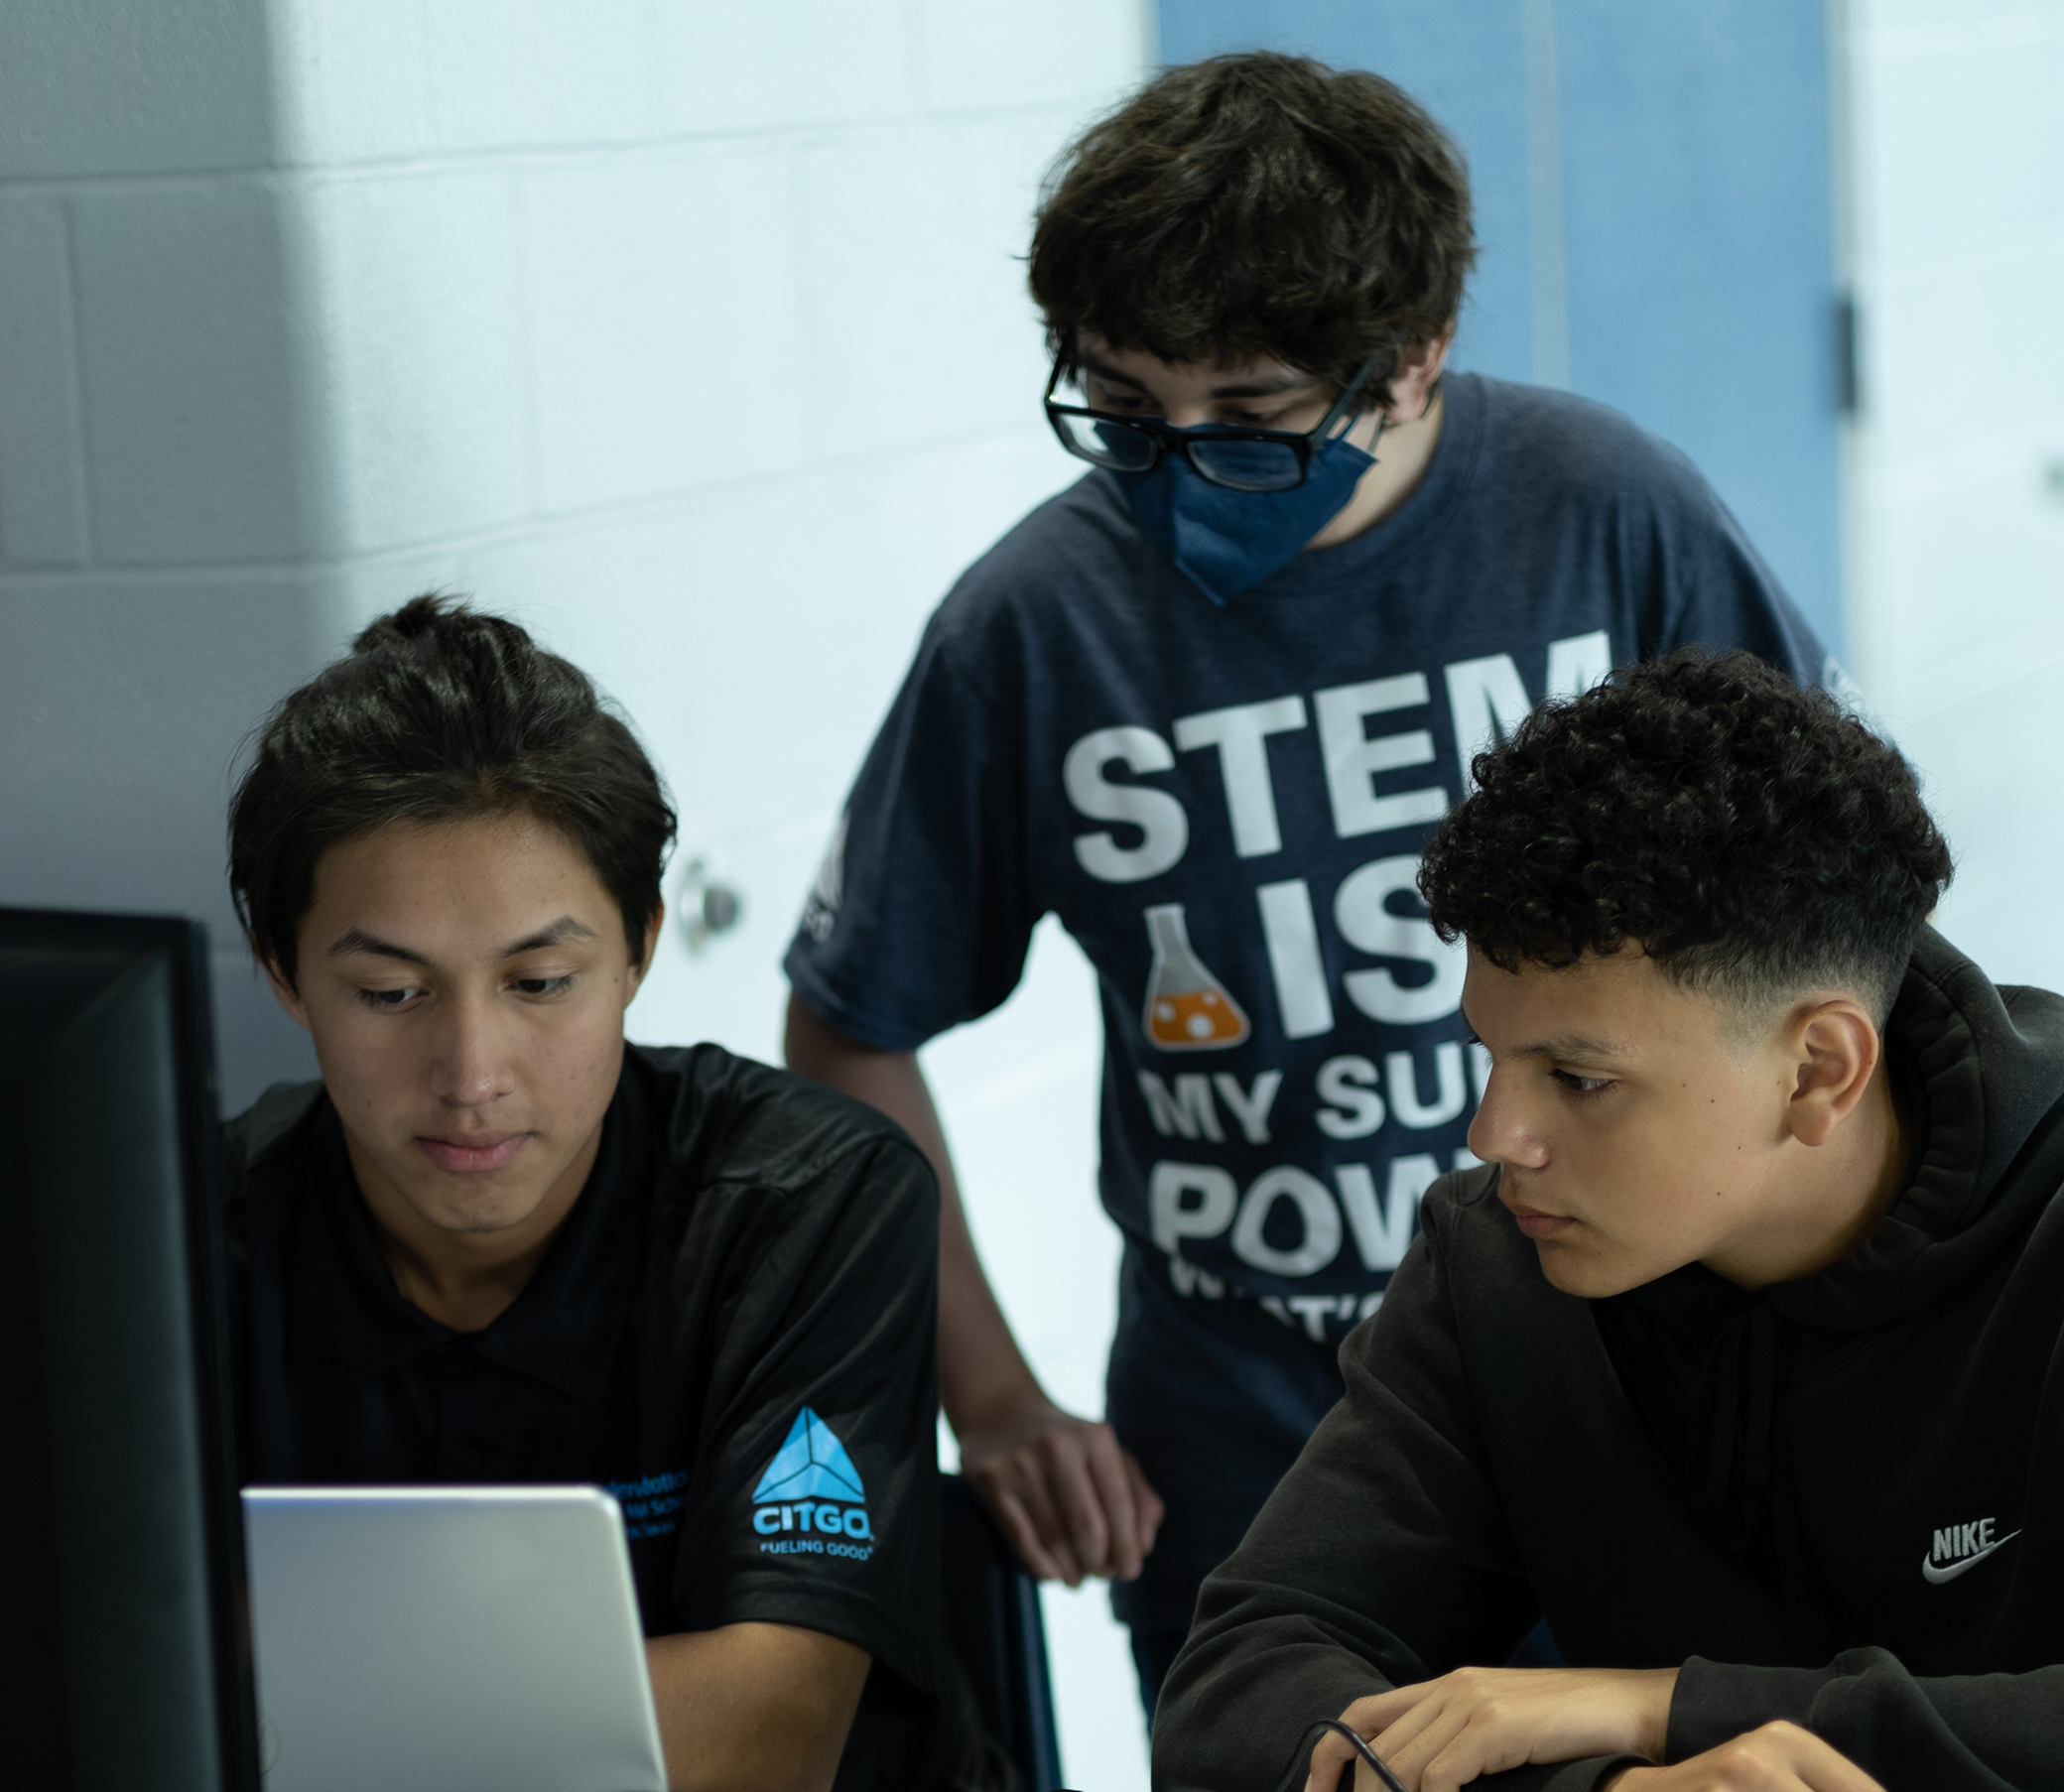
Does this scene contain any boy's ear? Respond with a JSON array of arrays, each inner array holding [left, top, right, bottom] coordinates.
[[260, 953, 313, 1033], [1387, 324, 1458, 423], [1785, 998, 1881, 1147]]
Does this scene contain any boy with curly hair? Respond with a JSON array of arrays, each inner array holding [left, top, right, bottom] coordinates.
[[783, 52, 1841, 1701], [1154, 650, 2064, 1792]]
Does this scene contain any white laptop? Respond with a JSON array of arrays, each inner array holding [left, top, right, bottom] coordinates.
[[243, 1486, 668, 1792]]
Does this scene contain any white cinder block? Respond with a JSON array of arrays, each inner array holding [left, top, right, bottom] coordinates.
[[0, 579, 323, 922], [916, 0, 1143, 115], [1862, 450, 2064, 713], [801, 115, 1080, 459], [1865, 237, 2064, 471], [1858, 14, 2064, 267], [1901, 655, 2064, 991], [640, 429, 1080, 834], [270, 0, 436, 168], [437, 425, 1078, 849], [0, 575, 322, 1104], [71, 184, 311, 566], [0, 195, 88, 567], [0, 0, 274, 179], [652, 0, 914, 135], [1857, 0, 2064, 43], [305, 171, 532, 553], [521, 146, 811, 514], [426, 0, 651, 152]]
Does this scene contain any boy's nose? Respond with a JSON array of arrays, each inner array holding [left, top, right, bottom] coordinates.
[[1467, 1074, 1550, 1171], [430, 994, 514, 1108]]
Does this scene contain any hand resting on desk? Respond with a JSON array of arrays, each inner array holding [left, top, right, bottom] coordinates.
[[1305, 1666, 1882, 1792]]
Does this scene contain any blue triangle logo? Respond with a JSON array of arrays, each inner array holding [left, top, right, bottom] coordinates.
[[751, 1407, 865, 1504]]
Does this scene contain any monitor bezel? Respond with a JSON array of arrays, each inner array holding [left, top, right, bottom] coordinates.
[[1, 905, 261, 1792]]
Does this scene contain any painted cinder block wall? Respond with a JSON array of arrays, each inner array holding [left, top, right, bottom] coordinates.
[[2, 0, 331, 1103], [1, 0, 1145, 1102]]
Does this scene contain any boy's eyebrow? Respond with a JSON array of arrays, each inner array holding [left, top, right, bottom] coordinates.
[[327, 928, 428, 964], [1459, 1005, 1627, 1063], [1205, 371, 1319, 398], [325, 915, 598, 964], [499, 916, 599, 956], [1505, 1034, 1627, 1062], [1077, 350, 1149, 390]]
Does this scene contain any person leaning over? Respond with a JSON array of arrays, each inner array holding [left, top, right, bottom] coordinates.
[[224, 597, 996, 1792], [1153, 649, 2064, 1792], [783, 51, 1839, 1705]]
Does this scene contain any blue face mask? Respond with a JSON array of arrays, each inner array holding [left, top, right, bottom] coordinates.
[[1117, 422, 1378, 606]]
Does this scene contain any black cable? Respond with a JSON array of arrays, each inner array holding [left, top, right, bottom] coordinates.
[[1266, 1720, 1413, 1792]]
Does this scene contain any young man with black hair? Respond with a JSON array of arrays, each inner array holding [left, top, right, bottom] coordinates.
[[782, 51, 1841, 1701], [224, 597, 989, 1792], [1152, 650, 2064, 1792]]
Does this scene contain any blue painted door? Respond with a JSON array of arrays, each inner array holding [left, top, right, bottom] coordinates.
[[1156, 0, 1845, 651]]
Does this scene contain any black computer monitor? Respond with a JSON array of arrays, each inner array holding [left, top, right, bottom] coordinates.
[[0, 908, 259, 1792]]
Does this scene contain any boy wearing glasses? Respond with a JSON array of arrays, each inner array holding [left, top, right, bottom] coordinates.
[[784, 52, 1834, 1706]]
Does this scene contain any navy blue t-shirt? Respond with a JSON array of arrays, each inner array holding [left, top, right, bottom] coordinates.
[[786, 373, 1830, 1620]]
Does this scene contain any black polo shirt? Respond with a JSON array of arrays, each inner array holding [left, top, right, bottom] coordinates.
[[223, 1042, 948, 1768]]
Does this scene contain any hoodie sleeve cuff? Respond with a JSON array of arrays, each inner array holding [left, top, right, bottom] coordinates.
[[1667, 1657, 1829, 1759], [1478, 1754, 1655, 1792]]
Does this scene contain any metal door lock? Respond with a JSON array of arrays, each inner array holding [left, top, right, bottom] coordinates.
[[677, 857, 744, 955]]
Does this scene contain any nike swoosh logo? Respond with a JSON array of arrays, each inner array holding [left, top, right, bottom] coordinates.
[[1921, 1530, 2020, 1584]]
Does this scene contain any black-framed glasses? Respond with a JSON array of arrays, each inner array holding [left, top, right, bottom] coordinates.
[[1044, 354, 1378, 492]]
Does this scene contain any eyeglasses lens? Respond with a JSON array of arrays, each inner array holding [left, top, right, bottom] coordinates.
[[1187, 437, 1305, 492], [1054, 411, 1158, 471]]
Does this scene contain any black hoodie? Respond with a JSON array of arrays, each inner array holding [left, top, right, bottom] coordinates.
[[1154, 932, 2064, 1792]]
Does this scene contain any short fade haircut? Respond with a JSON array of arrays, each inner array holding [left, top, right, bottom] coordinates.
[[1418, 650, 1954, 1027], [229, 595, 677, 990], [1028, 51, 1476, 406]]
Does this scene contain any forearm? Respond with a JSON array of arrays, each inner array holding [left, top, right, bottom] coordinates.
[[644, 1622, 868, 1792], [782, 992, 1047, 1431], [784, 992, 1161, 1583]]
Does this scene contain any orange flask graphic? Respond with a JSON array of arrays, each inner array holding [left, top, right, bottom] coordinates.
[[1141, 904, 1250, 1050]]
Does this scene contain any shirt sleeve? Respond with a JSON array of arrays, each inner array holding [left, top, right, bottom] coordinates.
[[1150, 1216, 1543, 1791], [663, 1129, 943, 1703], [1669, 1650, 2064, 1788], [1650, 478, 1836, 692], [784, 601, 1040, 1053]]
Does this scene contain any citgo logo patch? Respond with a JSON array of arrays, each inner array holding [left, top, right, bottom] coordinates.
[[751, 1407, 872, 1561]]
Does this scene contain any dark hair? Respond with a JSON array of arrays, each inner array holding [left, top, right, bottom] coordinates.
[[1028, 51, 1476, 405], [229, 595, 677, 989], [1418, 650, 1953, 1025]]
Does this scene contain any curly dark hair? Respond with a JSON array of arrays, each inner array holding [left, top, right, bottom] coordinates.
[[1028, 51, 1476, 405], [229, 595, 677, 989], [1417, 650, 1953, 1023]]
